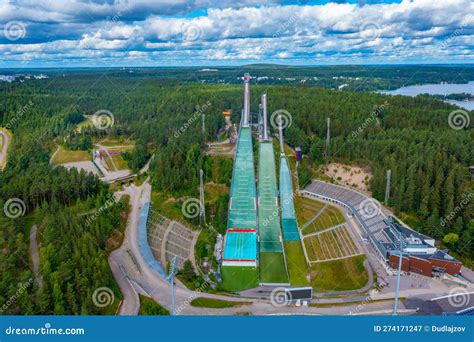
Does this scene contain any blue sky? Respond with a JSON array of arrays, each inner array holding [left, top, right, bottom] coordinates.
[[0, 0, 473, 67]]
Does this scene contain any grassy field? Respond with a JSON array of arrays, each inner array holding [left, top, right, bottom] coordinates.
[[75, 118, 94, 132], [297, 197, 346, 235], [139, 295, 170, 315], [0, 128, 12, 169], [309, 255, 368, 291], [51, 146, 90, 165], [284, 241, 310, 286], [111, 153, 129, 170], [259, 252, 289, 284], [95, 137, 135, 146], [221, 266, 259, 292], [190, 297, 251, 308], [303, 226, 360, 261]]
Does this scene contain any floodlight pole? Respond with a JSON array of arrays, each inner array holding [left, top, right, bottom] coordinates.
[[385, 169, 391, 204], [278, 113, 285, 155], [393, 233, 403, 315], [168, 256, 178, 315], [199, 169, 206, 224]]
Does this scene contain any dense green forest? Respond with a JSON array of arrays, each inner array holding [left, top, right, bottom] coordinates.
[[2, 64, 473, 91], [0, 69, 473, 314]]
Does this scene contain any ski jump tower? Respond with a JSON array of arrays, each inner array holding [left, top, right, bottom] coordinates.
[[242, 73, 251, 127], [221, 74, 258, 290]]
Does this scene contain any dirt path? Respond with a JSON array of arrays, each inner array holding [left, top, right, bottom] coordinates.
[[0, 129, 10, 170], [49, 146, 60, 166], [29, 225, 43, 288]]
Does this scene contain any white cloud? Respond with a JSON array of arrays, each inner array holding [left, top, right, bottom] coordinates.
[[0, 0, 473, 66]]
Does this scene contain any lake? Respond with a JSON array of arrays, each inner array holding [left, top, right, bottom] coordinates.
[[379, 81, 474, 111]]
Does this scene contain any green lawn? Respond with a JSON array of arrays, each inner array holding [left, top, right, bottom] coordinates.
[[284, 241, 310, 286], [190, 297, 251, 308], [111, 153, 129, 170], [259, 252, 289, 284], [75, 119, 94, 132], [51, 146, 90, 165], [221, 266, 259, 292], [309, 255, 368, 291], [139, 295, 170, 315]]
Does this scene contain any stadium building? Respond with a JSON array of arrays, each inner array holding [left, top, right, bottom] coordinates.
[[304, 180, 462, 278], [383, 218, 462, 277]]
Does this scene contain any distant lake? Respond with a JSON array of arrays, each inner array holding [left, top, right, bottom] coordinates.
[[379, 81, 474, 111]]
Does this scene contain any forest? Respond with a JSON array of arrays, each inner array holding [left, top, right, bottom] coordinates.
[[0, 68, 473, 314]]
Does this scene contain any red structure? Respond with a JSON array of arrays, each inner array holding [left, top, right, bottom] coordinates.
[[295, 147, 302, 161], [389, 252, 462, 277]]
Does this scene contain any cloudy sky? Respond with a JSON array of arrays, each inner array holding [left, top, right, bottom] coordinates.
[[0, 0, 473, 67]]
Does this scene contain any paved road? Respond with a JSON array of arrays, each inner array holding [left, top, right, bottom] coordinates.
[[0, 129, 9, 169], [404, 291, 474, 315], [29, 225, 43, 288], [93, 146, 131, 182], [108, 185, 142, 315]]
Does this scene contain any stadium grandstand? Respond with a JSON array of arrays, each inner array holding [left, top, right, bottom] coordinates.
[[137, 202, 167, 279], [303, 180, 462, 277], [304, 180, 388, 258]]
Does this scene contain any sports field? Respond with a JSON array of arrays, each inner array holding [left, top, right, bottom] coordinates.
[[221, 266, 259, 292]]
